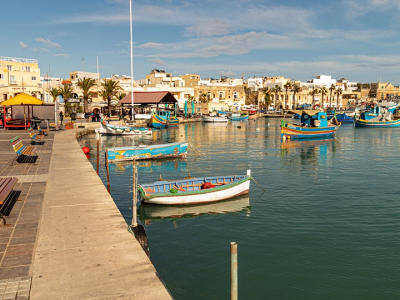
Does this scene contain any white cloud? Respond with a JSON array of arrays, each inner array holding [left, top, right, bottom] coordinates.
[[148, 58, 165, 66], [35, 38, 62, 50], [218, 70, 236, 77], [32, 47, 50, 53], [53, 54, 70, 58], [185, 19, 231, 37], [19, 42, 28, 49], [136, 42, 163, 49]]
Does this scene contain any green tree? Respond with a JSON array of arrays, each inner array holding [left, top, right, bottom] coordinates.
[[101, 79, 122, 113], [291, 84, 300, 109], [309, 86, 319, 104], [321, 87, 328, 108], [48, 87, 60, 102], [76, 77, 97, 113], [116, 92, 127, 101], [272, 85, 281, 108], [59, 84, 73, 104], [199, 93, 208, 103], [284, 80, 292, 108], [335, 88, 343, 108], [329, 84, 336, 107], [263, 87, 272, 108]]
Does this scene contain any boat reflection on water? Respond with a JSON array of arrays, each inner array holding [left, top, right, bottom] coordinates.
[[109, 158, 187, 173], [138, 195, 251, 227], [280, 137, 335, 153]]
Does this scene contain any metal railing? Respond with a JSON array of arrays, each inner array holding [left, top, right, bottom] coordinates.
[[0, 56, 38, 64]]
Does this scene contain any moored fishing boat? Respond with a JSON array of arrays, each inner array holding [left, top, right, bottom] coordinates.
[[354, 111, 400, 127], [336, 113, 354, 123], [201, 115, 229, 122], [96, 120, 152, 135], [229, 113, 249, 121], [107, 141, 188, 162], [138, 170, 251, 205], [150, 110, 179, 128], [281, 110, 341, 139]]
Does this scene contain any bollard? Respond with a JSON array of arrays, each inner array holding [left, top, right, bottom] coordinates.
[[231, 242, 238, 300], [105, 151, 111, 194], [96, 132, 100, 175], [132, 159, 138, 227]]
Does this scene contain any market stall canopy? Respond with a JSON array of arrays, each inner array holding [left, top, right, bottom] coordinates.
[[1, 93, 45, 106], [120, 91, 178, 105]]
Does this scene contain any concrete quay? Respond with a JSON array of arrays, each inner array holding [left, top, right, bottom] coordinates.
[[0, 128, 172, 300]]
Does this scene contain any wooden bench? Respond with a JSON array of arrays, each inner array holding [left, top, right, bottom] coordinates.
[[28, 128, 44, 145], [0, 177, 18, 224], [10, 136, 38, 163]]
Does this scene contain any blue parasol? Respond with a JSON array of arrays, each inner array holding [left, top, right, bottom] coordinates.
[[191, 100, 195, 115], [184, 101, 188, 117]]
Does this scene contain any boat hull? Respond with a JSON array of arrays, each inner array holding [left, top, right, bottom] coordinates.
[[354, 119, 400, 127], [138, 174, 251, 205], [201, 116, 229, 122], [107, 142, 188, 162], [281, 121, 339, 139], [150, 114, 179, 128], [96, 126, 152, 135], [229, 116, 249, 121]]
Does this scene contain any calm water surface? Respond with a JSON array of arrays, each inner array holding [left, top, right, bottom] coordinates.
[[80, 118, 400, 299]]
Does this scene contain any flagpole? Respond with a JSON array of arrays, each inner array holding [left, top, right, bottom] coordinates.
[[130, 0, 134, 119]]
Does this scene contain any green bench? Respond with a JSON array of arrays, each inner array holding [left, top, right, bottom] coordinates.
[[10, 136, 38, 163]]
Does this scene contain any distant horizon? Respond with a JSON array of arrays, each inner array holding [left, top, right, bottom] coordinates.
[[3, 0, 400, 85]]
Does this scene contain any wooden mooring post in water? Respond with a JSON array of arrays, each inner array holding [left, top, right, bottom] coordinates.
[[130, 159, 150, 256], [231, 242, 238, 300], [105, 151, 110, 194], [96, 132, 100, 175]]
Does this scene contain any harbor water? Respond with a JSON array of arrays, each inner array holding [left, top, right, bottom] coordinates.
[[80, 118, 400, 299]]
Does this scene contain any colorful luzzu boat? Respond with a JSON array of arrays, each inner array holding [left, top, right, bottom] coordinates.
[[150, 110, 179, 128], [96, 120, 152, 135], [281, 110, 341, 139], [107, 141, 188, 162], [354, 110, 400, 127]]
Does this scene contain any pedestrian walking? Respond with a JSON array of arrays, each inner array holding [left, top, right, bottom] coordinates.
[[59, 111, 64, 128]]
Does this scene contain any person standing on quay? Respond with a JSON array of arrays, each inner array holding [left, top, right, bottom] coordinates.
[[59, 111, 64, 129]]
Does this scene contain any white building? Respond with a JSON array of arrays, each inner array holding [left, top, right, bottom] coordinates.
[[307, 75, 336, 88]]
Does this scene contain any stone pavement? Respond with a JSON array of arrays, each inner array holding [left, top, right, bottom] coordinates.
[[0, 128, 172, 299], [0, 129, 54, 299]]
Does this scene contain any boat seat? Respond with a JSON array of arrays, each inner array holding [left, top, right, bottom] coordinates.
[[143, 188, 155, 194]]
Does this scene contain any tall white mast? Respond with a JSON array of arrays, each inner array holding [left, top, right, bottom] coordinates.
[[130, 0, 134, 118]]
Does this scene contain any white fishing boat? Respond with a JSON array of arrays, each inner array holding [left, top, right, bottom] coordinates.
[[201, 115, 229, 123], [95, 120, 152, 135], [138, 170, 251, 205]]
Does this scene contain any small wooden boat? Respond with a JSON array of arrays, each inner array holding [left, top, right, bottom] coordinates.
[[138, 170, 251, 205], [281, 110, 340, 139], [96, 120, 152, 135], [229, 113, 249, 121], [355, 112, 400, 127], [336, 113, 354, 123], [201, 115, 229, 123], [107, 141, 188, 162], [150, 110, 179, 128]]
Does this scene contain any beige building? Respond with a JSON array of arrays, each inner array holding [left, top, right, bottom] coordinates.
[[369, 82, 400, 100], [0, 56, 41, 102]]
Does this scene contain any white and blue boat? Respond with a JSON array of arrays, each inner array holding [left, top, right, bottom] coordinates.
[[336, 113, 354, 123], [138, 170, 251, 205], [107, 141, 188, 162]]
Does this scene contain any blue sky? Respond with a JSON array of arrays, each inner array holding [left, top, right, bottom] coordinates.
[[3, 0, 400, 83]]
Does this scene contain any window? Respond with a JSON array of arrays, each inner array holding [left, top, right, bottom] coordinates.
[[233, 92, 238, 99], [9, 75, 16, 84], [32, 76, 37, 81], [26, 66, 30, 72], [0, 74, 3, 79], [219, 92, 223, 100], [7, 65, 12, 71]]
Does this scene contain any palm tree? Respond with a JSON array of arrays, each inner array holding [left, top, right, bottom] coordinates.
[[76, 77, 97, 113], [335, 88, 343, 108], [329, 84, 335, 107], [284, 80, 292, 109], [101, 79, 122, 113], [321, 87, 328, 108], [116, 92, 127, 101], [59, 84, 73, 104], [291, 84, 300, 109], [309, 86, 319, 104], [272, 85, 281, 108], [48, 87, 60, 102], [263, 87, 272, 108]]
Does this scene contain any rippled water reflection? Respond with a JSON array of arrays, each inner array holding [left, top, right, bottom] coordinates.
[[80, 118, 400, 299]]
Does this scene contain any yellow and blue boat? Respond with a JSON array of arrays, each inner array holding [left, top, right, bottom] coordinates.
[[150, 110, 179, 128], [281, 110, 340, 139]]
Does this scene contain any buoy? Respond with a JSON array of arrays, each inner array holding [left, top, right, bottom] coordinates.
[[82, 146, 90, 154], [85, 153, 90, 159]]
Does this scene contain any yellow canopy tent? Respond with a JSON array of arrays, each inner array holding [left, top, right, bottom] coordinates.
[[2, 93, 45, 130]]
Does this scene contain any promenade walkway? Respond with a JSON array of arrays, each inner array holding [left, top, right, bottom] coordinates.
[[0, 128, 172, 299]]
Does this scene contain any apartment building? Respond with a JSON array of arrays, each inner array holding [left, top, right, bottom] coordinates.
[[0, 56, 41, 102]]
